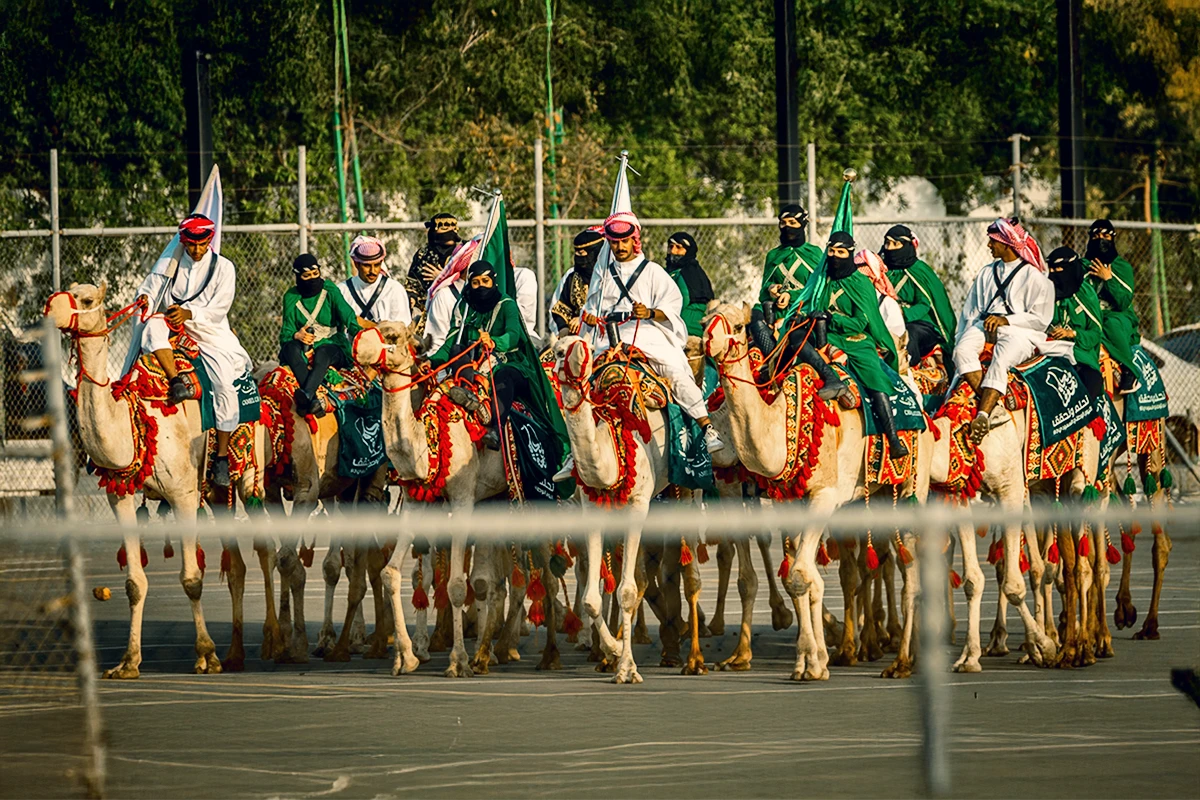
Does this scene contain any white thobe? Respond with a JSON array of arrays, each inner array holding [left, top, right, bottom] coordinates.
[[424, 278, 465, 353], [137, 251, 252, 431], [338, 273, 411, 324], [514, 267, 538, 333], [952, 258, 1054, 393], [582, 254, 707, 419], [878, 294, 906, 339]]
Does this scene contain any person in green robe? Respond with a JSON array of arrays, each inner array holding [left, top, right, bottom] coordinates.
[[1045, 246, 1105, 398], [747, 204, 825, 357], [430, 261, 568, 461], [1085, 218, 1142, 394], [279, 253, 370, 416], [879, 224, 957, 366], [664, 232, 715, 338]]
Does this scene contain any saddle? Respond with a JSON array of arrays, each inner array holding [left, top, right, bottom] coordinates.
[[590, 345, 671, 410], [113, 330, 204, 410]]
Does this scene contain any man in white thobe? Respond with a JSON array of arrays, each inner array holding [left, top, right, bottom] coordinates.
[[952, 217, 1054, 442], [424, 276, 465, 353], [339, 235, 412, 325], [135, 213, 252, 486], [514, 265, 539, 335]]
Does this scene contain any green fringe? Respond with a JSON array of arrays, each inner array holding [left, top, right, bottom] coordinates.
[[1123, 474, 1137, 496], [1081, 485, 1099, 504], [1162, 469, 1174, 490], [906, 494, 920, 506], [244, 494, 264, 510], [1144, 472, 1158, 496]]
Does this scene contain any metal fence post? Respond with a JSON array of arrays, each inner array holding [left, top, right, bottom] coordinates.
[[1010, 133, 1026, 220], [806, 142, 817, 241], [298, 145, 309, 256], [41, 316, 105, 797], [50, 149, 61, 292], [918, 524, 951, 798], [534, 137, 546, 338]]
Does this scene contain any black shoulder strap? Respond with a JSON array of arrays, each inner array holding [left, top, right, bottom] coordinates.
[[347, 274, 388, 321], [171, 251, 219, 306], [606, 257, 650, 307], [989, 260, 1027, 315]]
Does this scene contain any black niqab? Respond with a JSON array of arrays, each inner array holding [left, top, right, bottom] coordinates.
[[880, 224, 917, 270], [1047, 246, 1086, 301], [825, 231, 857, 281]]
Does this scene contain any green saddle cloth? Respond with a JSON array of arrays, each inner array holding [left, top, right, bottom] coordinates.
[[331, 384, 387, 480], [190, 358, 261, 432], [834, 363, 927, 436], [1096, 393, 1127, 482], [1012, 356, 1095, 444], [507, 402, 571, 502], [666, 404, 715, 491], [1125, 345, 1169, 422]]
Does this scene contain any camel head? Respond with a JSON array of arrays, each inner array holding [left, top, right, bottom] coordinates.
[[44, 282, 108, 335], [553, 335, 594, 391], [701, 301, 752, 365], [352, 321, 417, 374]]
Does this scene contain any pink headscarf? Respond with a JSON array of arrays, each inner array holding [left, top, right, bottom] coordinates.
[[987, 217, 1047, 272], [350, 235, 387, 267], [603, 211, 642, 255], [854, 249, 898, 300], [426, 239, 474, 303]]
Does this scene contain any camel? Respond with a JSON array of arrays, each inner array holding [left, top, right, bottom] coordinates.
[[552, 335, 711, 684], [352, 322, 537, 678], [45, 283, 275, 678], [701, 302, 933, 680]]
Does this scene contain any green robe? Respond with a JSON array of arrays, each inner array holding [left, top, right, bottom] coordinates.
[[827, 272, 900, 393], [669, 271, 708, 338], [889, 259, 957, 360], [755, 242, 824, 317], [279, 279, 362, 359], [1051, 281, 1104, 373], [430, 296, 569, 462], [1088, 255, 1139, 372]]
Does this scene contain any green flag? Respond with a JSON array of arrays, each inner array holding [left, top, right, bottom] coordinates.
[[473, 194, 517, 302], [795, 179, 854, 316]]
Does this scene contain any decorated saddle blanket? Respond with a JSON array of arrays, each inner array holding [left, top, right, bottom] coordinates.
[[501, 402, 570, 503], [334, 386, 386, 480], [831, 362, 927, 435], [1125, 345, 1168, 422], [665, 404, 715, 491], [1010, 355, 1094, 446], [1094, 392, 1127, 483], [397, 384, 488, 503]]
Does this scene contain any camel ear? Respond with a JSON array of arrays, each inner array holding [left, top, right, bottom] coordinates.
[[706, 298, 720, 312], [68, 281, 80, 292], [741, 301, 752, 325], [97, 282, 108, 302]]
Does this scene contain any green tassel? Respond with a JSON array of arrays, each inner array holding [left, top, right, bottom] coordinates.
[[548, 553, 569, 580], [1052, 500, 1065, 511], [1162, 469, 1174, 490], [245, 494, 264, 510], [906, 495, 920, 506], [1081, 485, 1099, 504], [1144, 472, 1158, 496], [1123, 474, 1137, 496]]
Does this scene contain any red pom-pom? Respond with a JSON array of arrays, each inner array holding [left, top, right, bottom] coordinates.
[[697, 543, 709, 564], [976, 525, 989, 539], [412, 584, 430, 610], [567, 540, 579, 559], [898, 544, 913, 565], [527, 599, 546, 628], [987, 540, 1001, 565], [299, 543, 315, 568], [1077, 535, 1091, 558], [1106, 544, 1121, 565], [195, 545, 205, 572], [680, 542, 694, 566], [526, 574, 547, 603], [555, 541, 573, 568], [865, 544, 880, 571], [949, 569, 963, 589], [1046, 541, 1060, 564], [1019, 548, 1030, 574], [510, 565, 526, 589], [1131, 522, 1143, 536], [163, 540, 174, 559], [600, 559, 616, 594], [816, 545, 830, 566], [563, 607, 584, 636], [117, 545, 127, 570], [1121, 531, 1136, 554], [779, 554, 792, 577], [220, 548, 231, 580], [433, 582, 450, 610], [826, 538, 840, 560]]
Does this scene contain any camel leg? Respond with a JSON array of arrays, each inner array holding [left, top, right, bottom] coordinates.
[[179, 527, 221, 675], [1077, 529, 1097, 666], [860, 552, 884, 663], [537, 542, 564, 671], [313, 541, 342, 658], [882, 531, 919, 679], [656, 540, 684, 667], [709, 538, 734, 636], [789, 525, 830, 682], [882, 550, 903, 653], [281, 542, 310, 663], [570, 544, 588, 646], [719, 537, 757, 671], [1114, 542, 1137, 630], [495, 547, 525, 663], [1135, 475, 1172, 640], [583, 530, 621, 666], [470, 543, 498, 674], [1091, 523, 1114, 659], [381, 531, 420, 676], [872, 558, 888, 651], [364, 542, 391, 660], [444, 526, 473, 678], [325, 544, 368, 662], [411, 549, 432, 662], [952, 521, 985, 673], [945, 532, 958, 645], [831, 539, 859, 667], [253, 539, 285, 661], [757, 531, 794, 631], [999, 507, 1056, 667], [103, 497, 148, 679], [612, 522, 645, 685], [1025, 524, 1051, 661], [681, 536, 707, 675], [220, 539, 247, 672], [1053, 522, 1080, 668], [986, 554, 1010, 657]]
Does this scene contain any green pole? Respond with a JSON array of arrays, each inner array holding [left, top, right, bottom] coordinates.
[[331, 0, 351, 274], [544, 0, 561, 280], [339, 0, 366, 228], [1150, 149, 1170, 332]]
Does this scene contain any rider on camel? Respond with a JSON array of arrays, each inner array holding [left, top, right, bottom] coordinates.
[[879, 224, 957, 366], [550, 228, 604, 336], [339, 235, 411, 325], [748, 204, 823, 358], [1043, 246, 1105, 399], [1085, 218, 1142, 394]]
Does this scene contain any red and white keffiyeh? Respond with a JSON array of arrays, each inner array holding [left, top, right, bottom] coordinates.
[[854, 249, 898, 300], [987, 217, 1046, 272]]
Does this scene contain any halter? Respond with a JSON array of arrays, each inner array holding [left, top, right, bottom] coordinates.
[[558, 339, 593, 413], [704, 311, 810, 389], [43, 291, 154, 388], [353, 327, 486, 394]]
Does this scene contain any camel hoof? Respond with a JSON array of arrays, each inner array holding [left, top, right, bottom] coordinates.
[[659, 656, 682, 668], [707, 618, 725, 637], [1079, 647, 1097, 667], [470, 657, 490, 675], [1096, 639, 1115, 659], [392, 652, 420, 675], [444, 656, 474, 679], [102, 661, 140, 680], [952, 659, 982, 674], [771, 601, 794, 631], [261, 625, 284, 661], [681, 658, 708, 676], [323, 645, 352, 663], [1052, 646, 1078, 668], [881, 659, 913, 679], [861, 644, 885, 663], [1133, 621, 1160, 640], [595, 657, 618, 673], [574, 640, 592, 652], [831, 649, 857, 667], [985, 642, 1010, 657], [718, 653, 752, 671], [537, 652, 563, 671], [612, 664, 642, 684], [633, 629, 654, 646], [363, 638, 389, 660], [221, 653, 246, 673], [195, 653, 222, 674]]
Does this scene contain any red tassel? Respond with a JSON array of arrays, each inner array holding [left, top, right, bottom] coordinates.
[[1047, 541, 1060, 564], [975, 524, 989, 539], [949, 569, 963, 589], [117, 546, 127, 570], [1131, 522, 1143, 536], [299, 543, 315, 568], [1121, 531, 1136, 554], [898, 544, 913, 565], [412, 584, 430, 610], [195, 544, 205, 573], [697, 543, 709, 564], [1151, 522, 1164, 537], [987, 540, 1000, 565], [510, 565, 526, 589], [433, 582, 450, 610], [865, 544, 880, 571], [220, 548, 231, 580], [826, 538, 840, 560], [567, 540, 579, 559], [816, 545, 830, 566], [779, 554, 792, 577], [680, 541, 694, 566], [526, 574, 547, 603], [1077, 535, 1091, 558], [528, 599, 546, 628], [600, 559, 616, 594], [563, 607, 584, 636], [554, 541, 573, 568], [1018, 548, 1030, 574], [1106, 544, 1121, 565], [163, 539, 174, 559]]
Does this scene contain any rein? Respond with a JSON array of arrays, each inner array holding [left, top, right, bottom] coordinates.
[[705, 313, 812, 390], [45, 292, 167, 388], [379, 339, 486, 394]]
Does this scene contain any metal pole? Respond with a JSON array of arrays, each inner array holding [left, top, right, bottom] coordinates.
[[774, 0, 802, 207], [534, 137, 546, 338], [806, 142, 817, 242], [918, 524, 951, 798], [1010, 133, 1024, 220], [42, 316, 105, 797], [1056, 0, 1085, 219], [298, 146, 308, 255], [1150, 150, 1170, 332], [50, 149, 61, 292]]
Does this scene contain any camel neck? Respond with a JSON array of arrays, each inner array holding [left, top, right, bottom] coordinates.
[[381, 372, 430, 481]]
